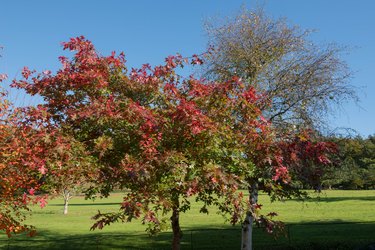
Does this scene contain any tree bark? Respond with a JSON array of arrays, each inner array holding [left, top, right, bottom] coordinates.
[[241, 182, 258, 250], [171, 195, 182, 250], [63, 189, 71, 215], [241, 212, 252, 250], [63, 198, 69, 215]]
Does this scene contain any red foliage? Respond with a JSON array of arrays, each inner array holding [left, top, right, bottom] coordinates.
[[278, 131, 339, 190], [8, 36, 339, 241], [0, 87, 94, 237]]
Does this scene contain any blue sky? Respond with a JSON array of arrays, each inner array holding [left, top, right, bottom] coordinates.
[[1, 0, 374, 136]]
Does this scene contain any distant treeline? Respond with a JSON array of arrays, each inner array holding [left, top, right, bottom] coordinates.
[[320, 135, 375, 190]]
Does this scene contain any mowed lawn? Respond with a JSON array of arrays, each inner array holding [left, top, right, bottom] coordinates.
[[1, 190, 374, 249]]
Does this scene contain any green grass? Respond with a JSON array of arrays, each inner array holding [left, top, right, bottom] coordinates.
[[1, 190, 375, 249]]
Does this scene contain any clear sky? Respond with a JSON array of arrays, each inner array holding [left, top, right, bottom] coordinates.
[[1, 0, 374, 137]]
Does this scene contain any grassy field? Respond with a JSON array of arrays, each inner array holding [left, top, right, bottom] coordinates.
[[1, 190, 374, 249]]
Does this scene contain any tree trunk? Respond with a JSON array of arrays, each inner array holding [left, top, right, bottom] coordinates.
[[241, 212, 253, 250], [241, 182, 258, 250], [171, 195, 182, 250], [314, 183, 322, 193], [63, 189, 71, 215], [63, 197, 69, 215]]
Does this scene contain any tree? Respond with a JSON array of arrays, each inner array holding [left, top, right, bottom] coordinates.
[[1, 68, 96, 235], [202, 8, 347, 249], [12, 37, 253, 250], [204, 7, 357, 132], [40, 139, 98, 215], [0, 85, 83, 236], [198, 79, 338, 249], [0, 83, 47, 237], [278, 131, 339, 192], [12, 37, 339, 250], [323, 135, 375, 190]]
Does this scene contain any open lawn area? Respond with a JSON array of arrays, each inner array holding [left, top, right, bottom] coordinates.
[[1, 190, 374, 249]]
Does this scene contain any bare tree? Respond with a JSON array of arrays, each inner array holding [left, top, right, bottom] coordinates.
[[203, 7, 358, 250], [204, 8, 357, 133]]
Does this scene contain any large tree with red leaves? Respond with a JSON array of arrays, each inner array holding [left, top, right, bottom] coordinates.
[[10, 37, 338, 250], [11, 37, 253, 249]]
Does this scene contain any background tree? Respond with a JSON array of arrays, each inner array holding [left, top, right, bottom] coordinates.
[[40, 139, 98, 215], [203, 7, 357, 132], [322, 135, 375, 189], [202, 8, 347, 249], [205, 82, 338, 249]]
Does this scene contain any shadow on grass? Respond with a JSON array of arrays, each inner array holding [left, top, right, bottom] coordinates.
[[289, 194, 375, 203], [1, 221, 375, 250], [283, 221, 375, 250], [310, 195, 375, 203]]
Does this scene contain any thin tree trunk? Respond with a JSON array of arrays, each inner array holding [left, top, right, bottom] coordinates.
[[63, 197, 69, 215], [63, 189, 71, 215], [241, 182, 258, 250], [171, 195, 182, 250], [241, 212, 252, 250]]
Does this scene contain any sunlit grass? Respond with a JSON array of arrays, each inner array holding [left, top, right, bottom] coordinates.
[[1, 190, 374, 249]]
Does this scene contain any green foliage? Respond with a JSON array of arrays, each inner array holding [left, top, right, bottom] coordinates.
[[322, 135, 375, 190]]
